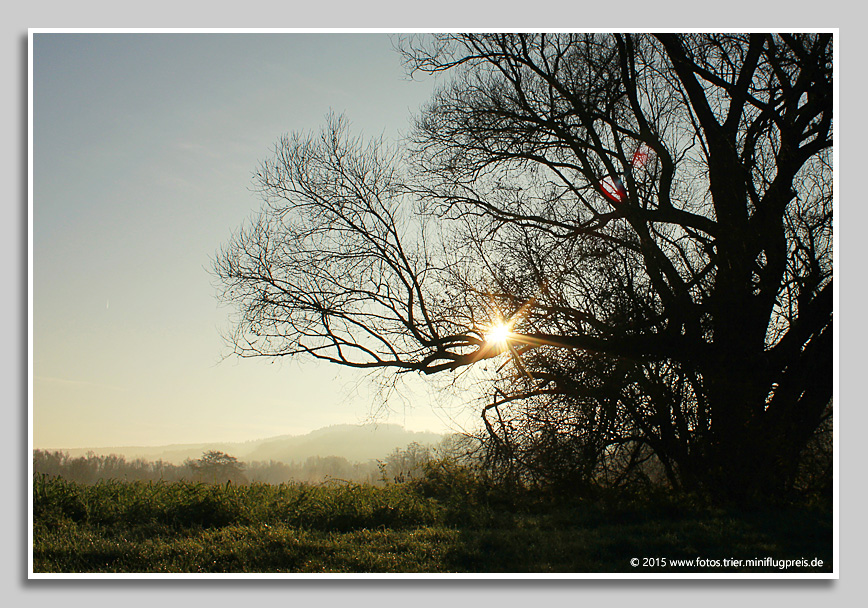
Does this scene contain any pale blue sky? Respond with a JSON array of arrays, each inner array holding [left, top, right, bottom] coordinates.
[[31, 33, 472, 448]]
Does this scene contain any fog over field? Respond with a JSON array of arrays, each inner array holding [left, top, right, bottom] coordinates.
[[45, 423, 444, 465]]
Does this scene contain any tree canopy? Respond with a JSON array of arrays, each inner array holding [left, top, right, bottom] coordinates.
[[215, 33, 833, 503], [188, 450, 247, 484]]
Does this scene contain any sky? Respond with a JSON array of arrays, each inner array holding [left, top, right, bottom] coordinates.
[[31, 33, 478, 449]]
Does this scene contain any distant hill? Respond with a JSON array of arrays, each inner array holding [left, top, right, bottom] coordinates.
[[243, 424, 444, 464], [51, 424, 446, 465]]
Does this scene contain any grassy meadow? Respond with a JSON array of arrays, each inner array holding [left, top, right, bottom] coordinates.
[[32, 470, 832, 574]]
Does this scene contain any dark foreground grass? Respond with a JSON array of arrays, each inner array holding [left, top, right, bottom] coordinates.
[[33, 475, 832, 574]]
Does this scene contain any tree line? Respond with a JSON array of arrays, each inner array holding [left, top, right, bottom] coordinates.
[[32, 439, 462, 486]]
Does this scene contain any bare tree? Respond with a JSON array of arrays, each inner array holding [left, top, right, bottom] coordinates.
[[215, 33, 832, 503]]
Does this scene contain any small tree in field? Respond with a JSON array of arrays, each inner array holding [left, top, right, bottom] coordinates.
[[188, 451, 247, 485]]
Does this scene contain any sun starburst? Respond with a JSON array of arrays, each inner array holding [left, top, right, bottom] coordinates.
[[484, 319, 513, 348]]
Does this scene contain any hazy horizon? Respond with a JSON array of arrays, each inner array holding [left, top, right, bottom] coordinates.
[[36, 421, 446, 452], [31, 33, 474, 450]]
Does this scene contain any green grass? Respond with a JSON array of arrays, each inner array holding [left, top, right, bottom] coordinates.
[[32, 474, 833, 574]]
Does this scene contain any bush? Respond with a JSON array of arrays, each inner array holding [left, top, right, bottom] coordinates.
[[164, 483, 245, 528], [33, 474, 87, 523], [406, 459, 522, 527]]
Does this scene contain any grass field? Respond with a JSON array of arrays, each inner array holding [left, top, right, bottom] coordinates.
[[32, 473, 833, 574]]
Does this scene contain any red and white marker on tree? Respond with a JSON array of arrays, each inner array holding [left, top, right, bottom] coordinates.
[[598, 144, 653, 204]]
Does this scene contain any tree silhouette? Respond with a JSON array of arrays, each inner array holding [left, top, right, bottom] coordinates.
[[188, 450, 246, 484], [215, 33, 832, 503]]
